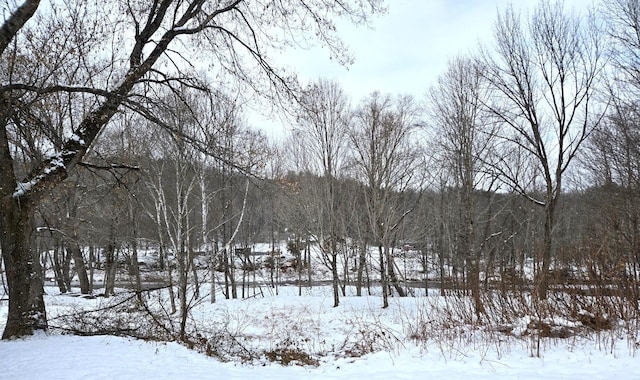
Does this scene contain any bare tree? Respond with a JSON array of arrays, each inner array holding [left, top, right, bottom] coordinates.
[[427, 56, 495, 316], [582, 100, 640, 303], [480, 0, 604, 300], [293, 78, 351, 307], [194, 92, 244, 304], [0, 0, 384, 339], [598, 0, 640, 186], [602, 0, 640, 99], [349, 92, 423, 308]]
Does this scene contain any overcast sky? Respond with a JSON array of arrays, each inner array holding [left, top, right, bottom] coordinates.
[[256, 0, 595, 138]]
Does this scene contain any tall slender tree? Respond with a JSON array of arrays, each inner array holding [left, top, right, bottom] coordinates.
[[427, 56, 495, 316], [293, 79, 351, 307], [480, 0, 604, 300], [349, 92, 422, 308]]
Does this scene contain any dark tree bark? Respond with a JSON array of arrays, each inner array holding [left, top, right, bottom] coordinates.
[[379, 245, 388, 308], [103, 239, 117, 297], [387, 253, 406, 297], [331, 250, 340, 307], [67, 243, 90, 294], [127, 202, 142, 299], [0, 198, 47, 339], [52, 245, 67, 293], [356, 243, 366, 297], [62, 246, 72, 292]]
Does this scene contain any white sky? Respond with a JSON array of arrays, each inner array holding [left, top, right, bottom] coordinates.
[[254, 0, 595, 139]]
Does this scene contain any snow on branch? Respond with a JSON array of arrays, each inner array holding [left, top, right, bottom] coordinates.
[[12, 152, 68, 198]]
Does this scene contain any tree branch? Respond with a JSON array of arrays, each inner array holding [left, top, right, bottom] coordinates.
[[0, 0, 40, 56]]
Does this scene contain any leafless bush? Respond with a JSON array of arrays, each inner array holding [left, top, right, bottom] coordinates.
[[400, 295, 511, 360], [186, 328, 256, 363], [401, 287, 639, 358], [48, 292, 173, 341], [264, 339, 320, 366], [339, 307, 403, 358]]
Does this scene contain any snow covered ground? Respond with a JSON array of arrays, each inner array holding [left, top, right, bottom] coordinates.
[[1, 286, 639, 379], [2, 333, 638, 380]]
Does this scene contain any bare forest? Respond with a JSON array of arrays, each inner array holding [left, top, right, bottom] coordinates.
[[1, 0, 640, 369]]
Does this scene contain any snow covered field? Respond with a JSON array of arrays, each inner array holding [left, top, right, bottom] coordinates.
[[1, 333, 638, 380], [1, 285, 639, 379]]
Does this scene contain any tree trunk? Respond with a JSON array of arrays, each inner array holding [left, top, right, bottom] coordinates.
[[379, 245, 388, 308], [130, 238, 142, 300], [229, 247, 237, 299], [463, 185, 483, 317], [88, 246, 95, 293], [223, 248, 230, 299], [210, 241, 217, 304], [331, 252, 339, 307], [128, 201, 142, 298], [62, 245, 72, 292], [52, 244, 67, 293], [387, 252, 406, 297], [341, 248, 348, 297], [1, 200, 47, 339], [104, 237, 117, 297], [295, 240, 302, 297], [104, 220, 117, 297], [535, 201, 556, 300], [190, 247, 200, 299], [438, 196, 447, 297], [356, 243, 366, 297], [178, 246, 188, 342], [67, 243, 90, 294], [306, 242, 312, 286], [167, 257, 176, 314], [469, 257, 483, 318]]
